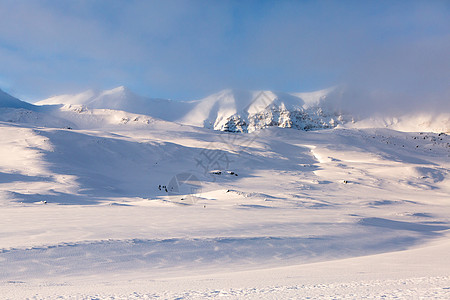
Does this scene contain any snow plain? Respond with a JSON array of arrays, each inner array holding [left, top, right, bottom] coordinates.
[[0, 87, 449, 299]]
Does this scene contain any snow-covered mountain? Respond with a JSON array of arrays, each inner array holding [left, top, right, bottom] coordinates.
[[36, 86, 349, 132], [180, 88, 348, 132], [0, 86, 447, 133]]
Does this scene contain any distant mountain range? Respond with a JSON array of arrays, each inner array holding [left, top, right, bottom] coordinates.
[[35, 86, 348, 132], [1, 86, 448, 133]]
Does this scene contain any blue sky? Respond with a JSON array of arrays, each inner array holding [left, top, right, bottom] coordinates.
[[0, 0, 449, 107]]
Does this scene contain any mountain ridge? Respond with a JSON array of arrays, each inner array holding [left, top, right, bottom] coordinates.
[[0, 88, 37, 110], [36, 86, 346, 132], [0, 86, 448, 133]]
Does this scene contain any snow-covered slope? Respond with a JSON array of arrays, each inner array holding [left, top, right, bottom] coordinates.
[[1, 86, 450, 298], [0, 120, 449, 298], [0, 89, 78, 128], [36, 86, 196, 122], [346, 113, 450, 133]]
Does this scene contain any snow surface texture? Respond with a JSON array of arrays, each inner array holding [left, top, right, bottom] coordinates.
[[0, 88, 449, 298]]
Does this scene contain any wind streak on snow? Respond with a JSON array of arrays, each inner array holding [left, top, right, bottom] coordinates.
[[0, 226, 444, 280]]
